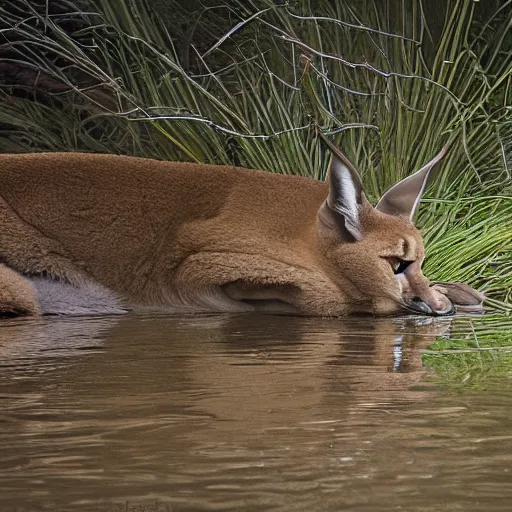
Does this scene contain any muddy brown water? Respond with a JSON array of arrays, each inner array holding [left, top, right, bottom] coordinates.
[[0, 313, 511, 511]]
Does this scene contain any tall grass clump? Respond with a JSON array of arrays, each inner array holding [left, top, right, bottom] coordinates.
[[0, 0, 510, 308]]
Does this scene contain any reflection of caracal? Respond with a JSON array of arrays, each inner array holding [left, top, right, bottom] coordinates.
[[0, 140, 482, 317], [0, 314, 452, 421]]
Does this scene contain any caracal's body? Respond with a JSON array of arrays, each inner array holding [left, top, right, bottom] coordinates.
[[0, 147, 483, 317]]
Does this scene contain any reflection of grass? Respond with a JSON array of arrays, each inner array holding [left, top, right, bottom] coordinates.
[[424, 316, 512, 390]]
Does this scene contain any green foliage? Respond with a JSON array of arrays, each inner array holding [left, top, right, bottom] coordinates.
[[0, 0, 510, 306], [422, 194, 512, 305]]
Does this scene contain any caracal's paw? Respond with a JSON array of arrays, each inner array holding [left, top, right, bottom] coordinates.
[[431, 281, 485, 314], [0, 264, 40, 317]]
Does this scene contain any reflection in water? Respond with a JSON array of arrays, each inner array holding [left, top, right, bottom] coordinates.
[[0, 314, 511, 511]]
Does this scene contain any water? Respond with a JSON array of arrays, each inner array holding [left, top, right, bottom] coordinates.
[[1, 313, 511, 511]]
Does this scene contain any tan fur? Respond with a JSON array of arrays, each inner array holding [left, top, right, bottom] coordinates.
[[0, 151, 475, 317], [0, 263, 39, 316]]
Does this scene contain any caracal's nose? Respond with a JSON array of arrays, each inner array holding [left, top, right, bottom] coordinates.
[[403, 262, 455, 316]]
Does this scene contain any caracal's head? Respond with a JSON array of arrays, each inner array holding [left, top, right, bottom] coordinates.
[[317, 137, 454, 316]]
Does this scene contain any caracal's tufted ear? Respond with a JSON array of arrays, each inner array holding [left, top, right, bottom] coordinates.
[[376, 144, 449, 220], [319, 133, 367, 241]]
